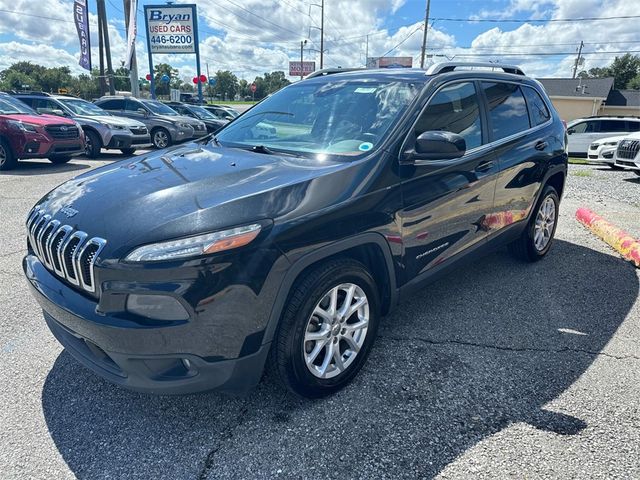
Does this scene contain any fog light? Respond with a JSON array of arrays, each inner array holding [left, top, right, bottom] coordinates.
[[126, 294, 189, 321]]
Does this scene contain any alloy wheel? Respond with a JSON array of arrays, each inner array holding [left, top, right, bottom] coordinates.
[[0, 144, 6, 167], [534, 196, 556, 251], [153, 130, 169, 148], [303, 283, 369, 379]]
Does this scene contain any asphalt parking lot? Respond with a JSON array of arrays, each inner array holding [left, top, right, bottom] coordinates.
[[1, 155, 639, 479]]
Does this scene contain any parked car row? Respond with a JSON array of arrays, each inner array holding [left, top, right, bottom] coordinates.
[[0, 90, 241, 170], [586, 131, 640, 176]]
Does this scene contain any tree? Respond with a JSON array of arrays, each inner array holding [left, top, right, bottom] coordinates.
[[628, 75, 640, 90], [213, 70, 239, 100], [153, 63, 179, 96], [578, 54, 640, 89]]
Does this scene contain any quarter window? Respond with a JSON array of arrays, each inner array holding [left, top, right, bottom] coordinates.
[[522, 87, 551, 126], [415, 81, 483, 150], [482, 82, 530, 140]]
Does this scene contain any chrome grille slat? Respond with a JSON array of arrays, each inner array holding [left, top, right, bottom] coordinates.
[[25, 209, 107, 294]]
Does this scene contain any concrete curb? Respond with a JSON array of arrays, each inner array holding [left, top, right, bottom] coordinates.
[[576, 207, 640, 268]]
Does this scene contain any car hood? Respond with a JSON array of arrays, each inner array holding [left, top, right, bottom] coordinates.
[[157, 114, 203, 126], [592, 135, 627, 146], [2, 113, 76, 126], [32, 143, 364, 258], [75, 115, 145, 128]]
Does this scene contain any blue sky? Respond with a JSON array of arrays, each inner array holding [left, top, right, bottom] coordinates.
[[0, 0, 638, 81]]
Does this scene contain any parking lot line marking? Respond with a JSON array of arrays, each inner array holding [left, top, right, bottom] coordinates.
[[576, 207, 640, 268]]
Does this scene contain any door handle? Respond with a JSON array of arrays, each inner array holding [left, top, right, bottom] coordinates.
[[475, 160, 495, 173], [535, 140, 549, 151]]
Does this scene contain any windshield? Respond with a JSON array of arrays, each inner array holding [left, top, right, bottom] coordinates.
[[142, 100, 179, 116], [189, 105, 217, 120], [0, 96, 36, 115], [216, 78, 421, 158], [60, 98, 108, 116]]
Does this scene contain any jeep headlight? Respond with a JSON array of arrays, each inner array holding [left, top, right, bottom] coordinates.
[[125, 224, 262, 262]]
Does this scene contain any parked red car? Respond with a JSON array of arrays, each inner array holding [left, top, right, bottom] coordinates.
[[0, 93, 85, 170]]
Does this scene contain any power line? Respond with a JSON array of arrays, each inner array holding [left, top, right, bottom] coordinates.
[[436, 14, 640, 23], [379, 25, 423, 58], [432, 50, 640, 57]]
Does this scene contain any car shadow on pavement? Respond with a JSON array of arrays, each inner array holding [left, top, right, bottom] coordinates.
[[0, 160, 90, 176], [622, 176, 640, 184], [41, 240, 639, 479]]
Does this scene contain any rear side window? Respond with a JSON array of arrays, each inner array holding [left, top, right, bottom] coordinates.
[[627, 121, 640, 132], [98, 99, 124, 110], [600, 120, 628, 133], [415, 81, 483, 150], [482, 82, 530, 140], [522, 87, 550, 126]]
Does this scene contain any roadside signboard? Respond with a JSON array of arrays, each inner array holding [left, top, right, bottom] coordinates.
[[367, 57, 413, 68], [250, 83, 257, 93], [144, 4, 203, 102], [145, 5, 196, 53], [289, 61, 315, 77]]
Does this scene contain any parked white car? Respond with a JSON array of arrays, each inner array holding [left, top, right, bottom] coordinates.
[[587, 135, 626, 167], [613, 131, 640, 176], [566, 116, 640, 157]]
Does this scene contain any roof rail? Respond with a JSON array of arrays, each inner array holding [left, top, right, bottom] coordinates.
[[305, 67, 365, 79], [426, 62, 525, 76], [15, 91, 52, 96]]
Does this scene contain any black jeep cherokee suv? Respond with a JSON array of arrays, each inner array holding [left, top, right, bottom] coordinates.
[[23, 63, 567, 398]]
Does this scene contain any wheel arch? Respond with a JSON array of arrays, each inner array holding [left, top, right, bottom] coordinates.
[[262, 233, 398, 347]]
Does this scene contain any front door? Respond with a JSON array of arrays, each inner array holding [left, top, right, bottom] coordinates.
[[399, 80, 498, 280]]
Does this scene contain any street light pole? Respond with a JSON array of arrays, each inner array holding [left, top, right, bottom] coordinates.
[[300, 40, 307, 80], [420, 0, 431, 69]]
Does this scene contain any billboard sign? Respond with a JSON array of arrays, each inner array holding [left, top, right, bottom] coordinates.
[[289, 61, 316, 77], [367, 57, 413, 69], [73, 0, 91, 71], [145, 5, 196, 54]]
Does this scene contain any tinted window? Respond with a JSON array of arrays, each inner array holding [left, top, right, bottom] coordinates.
[[627, 121, 640, 132], [125, 99, 143, 112], [522, 87, 550, 126], [600, 120, 628, 133], [98, 99, 124, 110], [415, 81, 482, 150], [569, 121, 598, 133], [482, 82, 530, 140]]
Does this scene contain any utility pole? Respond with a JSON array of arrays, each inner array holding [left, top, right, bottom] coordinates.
[[300, 40, 307, 80], [97, 0, 116, 94], [98, 11, 106, 95], [572, 40, 584, 79], [420, 0, 431, 68], [365, 34, 369, 67], [320, 0, 324, 69], [123, 0, 139, 97]]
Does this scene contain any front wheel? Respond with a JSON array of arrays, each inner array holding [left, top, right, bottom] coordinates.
[[84, 130, 102, 158], [48, 155, 72, 164], [508, 185, 559, 262], [151, 128, 171, 149], [268, 259, 381, 398], [0, 138, 17, 170]]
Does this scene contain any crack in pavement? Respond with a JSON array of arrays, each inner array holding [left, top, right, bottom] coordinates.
[[379, 334, 640, 361]]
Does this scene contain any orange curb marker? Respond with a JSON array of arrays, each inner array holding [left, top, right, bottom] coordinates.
[[576, 207, 640, 268]]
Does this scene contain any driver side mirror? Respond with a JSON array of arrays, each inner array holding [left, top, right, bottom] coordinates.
[[136, 108, 148, 117], [403, 131, 466, 164], [567, 128, 574, 135]]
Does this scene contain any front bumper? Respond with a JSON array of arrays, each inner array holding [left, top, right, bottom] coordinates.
[[23, 254, 273, 394], [14, 131, 84, 159], [105, 133, 152, 150], [616, 158, 640, 170]]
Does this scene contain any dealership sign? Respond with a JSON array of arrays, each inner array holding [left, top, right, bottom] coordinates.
[[367, 57, 413, 68], [73, 0, 91, 71], [289, 61, 316, 77], [145, 5, 196, 54]]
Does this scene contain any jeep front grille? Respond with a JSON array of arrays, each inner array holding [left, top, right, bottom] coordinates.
[[26, 209, 106, 294], [617, 140, 640, 160]]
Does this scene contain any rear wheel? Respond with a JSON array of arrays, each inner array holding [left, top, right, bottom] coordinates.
[[84, 130, 102, 158], [0, 138, 17, 170], [120, 148, 136, 155], [48, 155, 72, 164], [151, 128, 171, 149], [508, 185, 559, 262], [268, 259, 380, 398]]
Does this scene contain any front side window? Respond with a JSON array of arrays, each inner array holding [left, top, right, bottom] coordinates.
[[522, 87, 550, 126], [483, 82, 530, 140], [216, 78, 421, 158], [414, 81, 483, 150]]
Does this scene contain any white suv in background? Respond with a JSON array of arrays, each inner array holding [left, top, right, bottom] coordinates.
[[566, 116, 640, 157], [587, 135, 626, 168], [614, 132, 640, 176]]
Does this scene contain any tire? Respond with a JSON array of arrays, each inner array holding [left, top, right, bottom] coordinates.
[[48, 155, 72, 164], [151, 128, 171, 149], [84, 130, 102, 158], [268, 259, 381, 398], [120, 148, 136, 155], [508, 185, 559, 262], [0, 138, 17, 171]]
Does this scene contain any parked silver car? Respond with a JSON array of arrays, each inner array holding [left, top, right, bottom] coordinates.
[[14, 93, 152, 157], [95, 96, 208, 149]]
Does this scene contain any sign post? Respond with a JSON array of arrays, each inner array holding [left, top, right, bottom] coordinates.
[[143, 4, 201, 101]]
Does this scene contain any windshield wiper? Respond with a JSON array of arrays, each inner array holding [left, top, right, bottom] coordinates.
[[250, 144, 275, 154]]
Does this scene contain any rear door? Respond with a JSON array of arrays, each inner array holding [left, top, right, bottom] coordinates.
[[485, 81, 554, 240], [399, 80, 499, 280]]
